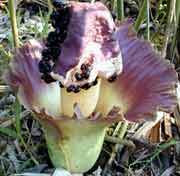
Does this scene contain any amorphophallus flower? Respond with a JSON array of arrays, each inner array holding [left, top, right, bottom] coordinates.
[[5, 0, 178, 174]]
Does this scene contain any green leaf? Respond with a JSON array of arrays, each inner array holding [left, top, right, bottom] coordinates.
[[15, 97, 22, 135], [134, 0, 147, 32], [0, 127, 17, 138], [117, 0, 124, 21]]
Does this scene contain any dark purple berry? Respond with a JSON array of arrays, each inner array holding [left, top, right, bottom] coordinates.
[[52, 0, 63, 7], [92, 78, 98, 86], [42, 49, 51, 57], [39, 60, 52, 73], [111, 12, 117, 21], [59, 82, 64, 88], [80, 64, 88, 72], [60, 5, 70, 15], [58, 15, 70, 27], [67, 85, 75, 92], [50, 11, 59, 21], [50, 9, 70, 29], [57, 30, 68, 43], [73, 85, 81, 93], [41, 74, 55, 84], [82, 70, 90, 79], [42, 55, 52, 61], [54, 7, 70, 18], [81, 83, 91, 90], [49, 47, 61, 61], [47, 31, 58, 46], [75, 72, 83, 81], [42, 49, 52, 61], [52, 0, 65, 9], [108, 73, 117, 82], [50, 11, 60, 27]]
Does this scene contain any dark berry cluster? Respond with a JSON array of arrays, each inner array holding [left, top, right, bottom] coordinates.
[[111, 12, 117, 21], [108, 73, 117, 82], [74, 64, 91, 81], [66, 63, 95, 93], [66, 77, 98, 93], [39, 0, 71, 84], [65, 63, 97, 93]]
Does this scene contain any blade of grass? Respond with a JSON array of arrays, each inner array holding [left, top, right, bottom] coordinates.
[[39, 0, 53, 38], [0, 127, 17, 138], [170, 0, 180, 60], [154, 0, 164, 21], [134, 0, 147, 32], [176, 0, 180, 22], [117, 0, 124, 21], [162, 0, 176, 58], [102, 121, 129, 176], [15, 97, 21, 135], [14, 98, 39, 165], [130, 139, 177, 167], [8, 0, 19, 48], [146, 0, 150, 41]]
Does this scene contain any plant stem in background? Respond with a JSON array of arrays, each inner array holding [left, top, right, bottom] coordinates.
[[175, 0, 180, 22], [170, 0, 180, 60], [117, 0, 124, 21], [134, 0, 147, 32], [154, 0, 163, 21], [162, 0, 176, 58], [8, 0, 19, 48], [102, 121, 129, 176], [15, 99, 39, 165], [146, 0, 150, 41]]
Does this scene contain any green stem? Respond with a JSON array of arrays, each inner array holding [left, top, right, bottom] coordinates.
[[19, 135, 39, 165], [146, 0, 150, 41], [118, 121, 128, 139], [117, 0, 124, 21], [176, 0, 180, 22], [130, 139, 177, 167], [105, 121, 129, 167], [171, 0, 180, 60], [154, 0, 164, 21], [8, 0, 19, 48], [134, 0, 147, 32], [14, 99, 39, 165], [105, 135, 135, 148], [162, 0, 176, 58]]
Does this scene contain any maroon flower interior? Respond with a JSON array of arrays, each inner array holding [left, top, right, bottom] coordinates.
[[48, 2, 122, 89]]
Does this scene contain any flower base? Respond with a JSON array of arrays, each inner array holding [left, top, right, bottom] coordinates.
[[41, 118, 109, 173]]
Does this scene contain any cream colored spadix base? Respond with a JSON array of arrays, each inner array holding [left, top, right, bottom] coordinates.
[[95, 79, 128, 116]]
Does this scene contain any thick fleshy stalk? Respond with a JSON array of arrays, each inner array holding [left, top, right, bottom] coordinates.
[[37, 113, 119, 173]]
